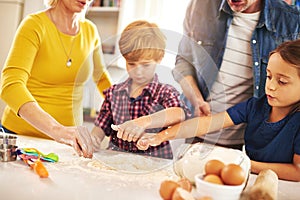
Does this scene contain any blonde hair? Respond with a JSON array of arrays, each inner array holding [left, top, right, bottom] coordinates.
[[119, 20, 166, 62], [44, 0, 58, 8]]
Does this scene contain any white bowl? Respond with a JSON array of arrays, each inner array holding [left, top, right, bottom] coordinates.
[[173, 143, 251, 184], [194, 173, 246, 200]]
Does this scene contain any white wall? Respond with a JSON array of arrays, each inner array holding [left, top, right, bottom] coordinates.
[[23, 0, 45, 17], [0, 0, 25, 118]]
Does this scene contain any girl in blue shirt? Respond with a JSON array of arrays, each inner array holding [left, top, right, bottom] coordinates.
[[137, 39, 300, 181]]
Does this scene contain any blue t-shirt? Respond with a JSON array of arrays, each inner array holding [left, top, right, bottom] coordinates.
[[227, 95, 300, 163]]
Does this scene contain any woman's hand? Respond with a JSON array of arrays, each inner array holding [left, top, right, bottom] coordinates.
[[55, 126, 93, 158], [18, 102, 94, 158], [90, 126, 105, 152], [112, 121, 146, 142]]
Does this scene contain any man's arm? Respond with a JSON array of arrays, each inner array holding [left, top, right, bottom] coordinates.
[[173, 0, 211, 117], [178, 75, 211, 116]]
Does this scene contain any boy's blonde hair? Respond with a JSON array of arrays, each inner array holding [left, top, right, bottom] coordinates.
[[119, 20, 166, 62]]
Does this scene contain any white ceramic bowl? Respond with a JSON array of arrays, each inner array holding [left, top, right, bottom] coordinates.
[[173, 143, 251, 199], [194, 173, 246, 200], [175, 143, 251, 200], [173, 143, 250, 183]]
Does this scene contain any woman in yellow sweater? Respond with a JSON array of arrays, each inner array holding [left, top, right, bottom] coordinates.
[[0, 0, 112, 158]]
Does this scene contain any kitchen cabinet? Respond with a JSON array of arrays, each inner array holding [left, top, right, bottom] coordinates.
[[86, 4, 122, 67]]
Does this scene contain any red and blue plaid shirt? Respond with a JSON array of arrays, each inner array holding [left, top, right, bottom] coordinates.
[[94, 74, 191, 159]]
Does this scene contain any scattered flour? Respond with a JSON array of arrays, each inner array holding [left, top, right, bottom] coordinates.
[[91, 153, 173, 173]]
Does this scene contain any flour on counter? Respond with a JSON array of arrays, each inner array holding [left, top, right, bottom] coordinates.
[[91, 153, 173, 174]]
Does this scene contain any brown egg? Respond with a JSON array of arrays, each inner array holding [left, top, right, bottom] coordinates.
[[177, 178, 193, 192], [159, 180, 179, 200], [204, 159, 225, 176], [221, 164, 245, 185], [203, 174, 224, 185], [172, 187, 194, 200]]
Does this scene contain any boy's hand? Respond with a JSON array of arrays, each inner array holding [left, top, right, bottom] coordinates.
[[111, 122, 145, 142], [90, 126, 105, 152], [136, 133, 162, 150]]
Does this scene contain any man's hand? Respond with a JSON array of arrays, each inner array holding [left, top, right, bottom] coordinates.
[[194, 100, 211, 117]]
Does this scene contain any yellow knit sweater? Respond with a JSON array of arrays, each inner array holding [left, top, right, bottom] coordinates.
[[0, 11, 112, 139]]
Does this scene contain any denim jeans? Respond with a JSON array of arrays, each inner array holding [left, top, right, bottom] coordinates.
[[0, 124, 16, 134]]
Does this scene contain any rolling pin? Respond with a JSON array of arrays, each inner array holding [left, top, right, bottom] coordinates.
[[241, 169, 278, 200]]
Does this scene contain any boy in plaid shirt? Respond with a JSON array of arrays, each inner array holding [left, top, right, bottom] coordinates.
[[91, 20, 190, 159]]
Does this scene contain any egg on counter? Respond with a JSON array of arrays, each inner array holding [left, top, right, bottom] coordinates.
[[177, 178, 193, 192], [159, 180, 180, 200], [159, 178, 194, 200]]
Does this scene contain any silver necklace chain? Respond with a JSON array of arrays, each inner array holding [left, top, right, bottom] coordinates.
[[49, 10, 76, 67]]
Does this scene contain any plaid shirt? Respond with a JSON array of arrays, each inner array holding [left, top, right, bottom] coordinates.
[[95, 74, 191, 159]]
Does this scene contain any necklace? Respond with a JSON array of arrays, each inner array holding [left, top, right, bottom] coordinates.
[[49, 10, 76, 67], [57, 32, 75, 67]]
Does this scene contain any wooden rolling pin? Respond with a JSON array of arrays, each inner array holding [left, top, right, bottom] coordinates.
[[240, 169, 278, 200]]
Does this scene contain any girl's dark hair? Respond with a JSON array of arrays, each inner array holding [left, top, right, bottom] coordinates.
[[269, 39, 300, 113]]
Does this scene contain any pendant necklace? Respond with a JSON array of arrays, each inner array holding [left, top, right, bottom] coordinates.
[[58, 32, 75, 67], [49, 10, 76, 67]]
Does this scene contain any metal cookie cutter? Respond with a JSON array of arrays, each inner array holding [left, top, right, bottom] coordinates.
[[0, 128, 18, 162]]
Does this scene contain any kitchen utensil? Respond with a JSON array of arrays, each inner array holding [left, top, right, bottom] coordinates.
[[0, 144, 18, 162], [21, 148, 59, 162], [0, 127, 17, 145], [0, 134, 17, 145], [18, 153, 49, 178]]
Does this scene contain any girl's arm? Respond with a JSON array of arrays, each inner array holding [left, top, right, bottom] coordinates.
[[114, 107, 186, 142], [251, 154, 300, 182], [137, 111, 235, 150]]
